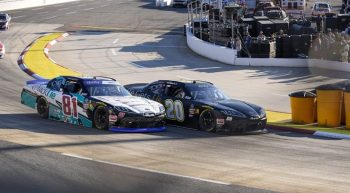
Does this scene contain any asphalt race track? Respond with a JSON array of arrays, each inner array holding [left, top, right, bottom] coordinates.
[[1, 0, 350, 192]]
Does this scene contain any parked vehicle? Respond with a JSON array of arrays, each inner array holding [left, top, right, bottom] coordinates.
[[0, 13, 11, 30], [21, 76, 166, 132], [311, 2, 331, 16], [281, 0, 305, 17], [265, 7, 289, 22]]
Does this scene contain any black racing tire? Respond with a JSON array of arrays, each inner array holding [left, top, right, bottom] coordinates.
[[198, 109, 216, 132], [93, 106, 109, 130], [37, 97, 49, 119]]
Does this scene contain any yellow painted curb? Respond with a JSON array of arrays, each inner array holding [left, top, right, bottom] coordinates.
[[23, 33, 82, 79], [266, 111, 291, 123]]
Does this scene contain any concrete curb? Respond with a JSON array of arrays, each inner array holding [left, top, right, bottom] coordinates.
[[17, 38, 44, 79], [43, 33, 73, 71], [268, 124, 350, 140], [17, 32, 70, 80]]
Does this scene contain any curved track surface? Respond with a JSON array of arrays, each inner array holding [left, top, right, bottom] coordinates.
[[0, 0, 350, 193]]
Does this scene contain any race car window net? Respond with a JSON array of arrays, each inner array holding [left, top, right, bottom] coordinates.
[[47, 78, 64, 91]]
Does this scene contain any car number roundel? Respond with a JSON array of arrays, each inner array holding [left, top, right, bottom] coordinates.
[[164, 99, 184, 122]]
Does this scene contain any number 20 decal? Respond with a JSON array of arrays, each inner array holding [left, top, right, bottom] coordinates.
[[62, 95, 78, 118], [164, 99, 184, 122]]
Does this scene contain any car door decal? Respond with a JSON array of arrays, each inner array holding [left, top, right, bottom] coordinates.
[[164, 99, 185, 122], [62, 95, 78, 118]]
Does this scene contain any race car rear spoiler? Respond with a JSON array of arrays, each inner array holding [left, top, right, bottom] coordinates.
[[26, 79, 49, 85]]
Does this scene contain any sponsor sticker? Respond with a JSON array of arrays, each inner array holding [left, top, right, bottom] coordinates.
[[109, 115, 118, 122], [189, 104, 195, 117], [226, 117, 233, 121], [216, 118, 225, 125], [118, 112, 126, 118]]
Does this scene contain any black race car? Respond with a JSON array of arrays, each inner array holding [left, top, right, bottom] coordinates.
[[125, 80, 267, 132]]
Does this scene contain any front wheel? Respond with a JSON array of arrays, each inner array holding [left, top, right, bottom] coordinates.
[[37, 97, 49, 119], [198, 109, 216, 132], [93, 106, 109, 130]]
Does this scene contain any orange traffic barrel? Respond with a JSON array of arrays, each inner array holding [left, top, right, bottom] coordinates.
[[289, 91, 316, 124], [316, 84, 344, 127]]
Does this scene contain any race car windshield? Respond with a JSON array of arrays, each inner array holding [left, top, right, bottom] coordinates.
[[0, 15, 6, 20], [187, 85, 229, 101], [266, 11, 281, 19], [318, 4, 329, 9], [85, 84, 131, 96]]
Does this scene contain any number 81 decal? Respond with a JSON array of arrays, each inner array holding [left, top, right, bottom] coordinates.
[[62, 95, 78, 118], [164, 99, 184, 122]]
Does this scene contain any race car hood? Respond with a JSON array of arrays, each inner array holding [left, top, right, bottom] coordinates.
[[203, 99, 263, 118], [91, 96, 163, 114]]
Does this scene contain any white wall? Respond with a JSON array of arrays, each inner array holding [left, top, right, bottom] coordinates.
[[0, 0, 79, 11], [186, 24, 350, 72], [186, 25, 237, 65], [235, 58, 308, 67]]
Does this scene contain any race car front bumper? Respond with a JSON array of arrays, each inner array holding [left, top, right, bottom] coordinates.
[[216, 117, 267, 133], [0, 22, 8, 29], [109, 114, 166, 133]]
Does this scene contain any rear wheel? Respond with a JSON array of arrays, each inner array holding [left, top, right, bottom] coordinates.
[[37, 97, 49, 119], [93, 106, 109, 130], [198, 109, 216, 132]]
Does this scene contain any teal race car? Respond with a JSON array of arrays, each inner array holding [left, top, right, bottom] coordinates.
[[21, 76, 166, 132]]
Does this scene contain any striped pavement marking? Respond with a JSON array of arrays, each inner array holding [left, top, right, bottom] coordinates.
[[17, 32, 82, 79]]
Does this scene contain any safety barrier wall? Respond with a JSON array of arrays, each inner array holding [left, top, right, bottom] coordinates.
[[0, 0, 79, 11], [186, 24, 350, 72], [186, 24, 237, 65], [235, 58, 308, 67]]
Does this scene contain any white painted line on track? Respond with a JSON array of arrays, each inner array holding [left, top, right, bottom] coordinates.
[[10, 10, 22, 14], [113, 38, 119, 44], [62, 153, 93, 160], [62, 153, 230, 185], [65, 11, 77, 15], [100, 5, 108, 8], [191, 67, 221, 71], [83, 7, 94, 11], [31, 7, 44, 10], [77, 4, 86, 7], [132, 63, 144, 68], [13, 15, 27, 19], [53, 4, 65, 7], [272, 93, 286, 97], [46, 16, 58, 20], [110, 49, 117, 56], [37, 11, 49, 14], [58, 7, 70, 11]]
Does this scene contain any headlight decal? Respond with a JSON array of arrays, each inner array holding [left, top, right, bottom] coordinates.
[[221, 110, 246, 118]]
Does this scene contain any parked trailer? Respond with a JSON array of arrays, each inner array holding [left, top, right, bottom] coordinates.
[[281, 0, 305, 17]]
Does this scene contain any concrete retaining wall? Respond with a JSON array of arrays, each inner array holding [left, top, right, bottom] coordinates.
[[186, 25, 237, 65], [0, 0, 79, 11]]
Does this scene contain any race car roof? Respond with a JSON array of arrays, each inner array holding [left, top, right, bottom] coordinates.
[[156, 80, 213, 86], [61, 76, 121, 85]]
